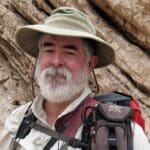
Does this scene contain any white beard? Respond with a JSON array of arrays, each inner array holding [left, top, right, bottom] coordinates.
[[35, 65, 89, 103]]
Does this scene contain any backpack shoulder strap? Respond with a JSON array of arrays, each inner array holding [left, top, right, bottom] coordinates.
[[15, 102, 37, 140]]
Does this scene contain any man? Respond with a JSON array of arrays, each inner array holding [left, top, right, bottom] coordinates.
[[0, 7, 149, 150]]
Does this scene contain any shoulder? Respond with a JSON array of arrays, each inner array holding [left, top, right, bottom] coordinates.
[[0, 102, 32, 149], [4, 102, 32, 133], [132, 122, 150, 150]]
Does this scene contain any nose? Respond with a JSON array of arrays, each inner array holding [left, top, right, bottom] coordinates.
[[51, 53, 65, 67]]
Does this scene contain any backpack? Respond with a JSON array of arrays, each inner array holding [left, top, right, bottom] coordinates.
[[81, 92, 133, 150], [13, 92, 145, 150]]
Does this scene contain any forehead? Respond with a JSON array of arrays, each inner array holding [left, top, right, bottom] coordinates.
[[39, 34, 84, 45]]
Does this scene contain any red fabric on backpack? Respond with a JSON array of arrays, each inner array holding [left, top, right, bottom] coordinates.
[[130, 97, 145, 132]]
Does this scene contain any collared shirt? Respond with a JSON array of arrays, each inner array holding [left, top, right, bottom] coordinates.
[[0, 87, 150, 150]]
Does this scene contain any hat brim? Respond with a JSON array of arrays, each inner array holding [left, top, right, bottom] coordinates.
[[16, 24, 115, 68]]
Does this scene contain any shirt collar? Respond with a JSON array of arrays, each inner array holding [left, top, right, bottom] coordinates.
[[31, 87, 91, 128]]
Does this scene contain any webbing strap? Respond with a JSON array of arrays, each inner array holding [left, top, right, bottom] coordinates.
[[107, 126, 118, 150], [43, 138, 57, 150], [43, 124, 67, 150], [31, 122, 88, 148], [126, 120, 133, 150]]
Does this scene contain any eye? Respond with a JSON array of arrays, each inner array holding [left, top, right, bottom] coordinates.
[[63, 45, 78, 56], [45, 49, 54, 53], [65, 49, 77, 56], [43, 47, 55, 53], [66, 51, 75, 55]]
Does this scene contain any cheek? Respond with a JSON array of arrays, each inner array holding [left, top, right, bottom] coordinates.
[[39, 57, 50, 71], [67, 59, 87, 76]]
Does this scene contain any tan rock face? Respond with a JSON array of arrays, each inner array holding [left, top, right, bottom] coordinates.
[[0, 0, 149, 140], [89, 0, 150, 53], [0, 52, 31, 131]]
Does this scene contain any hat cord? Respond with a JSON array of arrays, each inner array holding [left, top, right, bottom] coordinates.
[[92, 70, 100, 94], [31, 59, 37, 100]]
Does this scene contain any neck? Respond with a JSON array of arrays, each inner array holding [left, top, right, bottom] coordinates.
[[43, 92, 82, 125]]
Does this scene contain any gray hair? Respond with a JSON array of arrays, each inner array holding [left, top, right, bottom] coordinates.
[[83, 39, 97, 57]]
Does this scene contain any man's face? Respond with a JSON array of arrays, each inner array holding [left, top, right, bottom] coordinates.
[[35, 35, 98, 103], [39, 35, 91, 77]]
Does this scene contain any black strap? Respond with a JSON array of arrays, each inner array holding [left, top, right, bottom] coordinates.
[[107, 125, 118, 150], [31, 122, 88, 149], [43, 138, 58, 150], [43, 124, 66, 150], [126, 119, 133, 150], [15, 103, 36, 140]]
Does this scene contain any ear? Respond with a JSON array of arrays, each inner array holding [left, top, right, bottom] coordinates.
[[88, 56, 98, 72]]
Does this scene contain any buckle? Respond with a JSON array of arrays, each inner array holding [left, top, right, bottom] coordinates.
[[108, 137, 117, 146]]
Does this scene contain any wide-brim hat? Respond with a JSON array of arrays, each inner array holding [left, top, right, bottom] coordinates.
[[16, 7, 115, 68]]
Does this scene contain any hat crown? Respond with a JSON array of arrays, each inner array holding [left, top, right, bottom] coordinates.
[[45, 7, 96, 34]]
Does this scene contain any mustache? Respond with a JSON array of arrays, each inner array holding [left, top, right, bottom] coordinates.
[[43, 66, 72, 80]]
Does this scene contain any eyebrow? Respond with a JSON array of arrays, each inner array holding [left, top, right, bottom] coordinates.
[[63, 45, 78, 50], [43, 42, 54, 47]]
